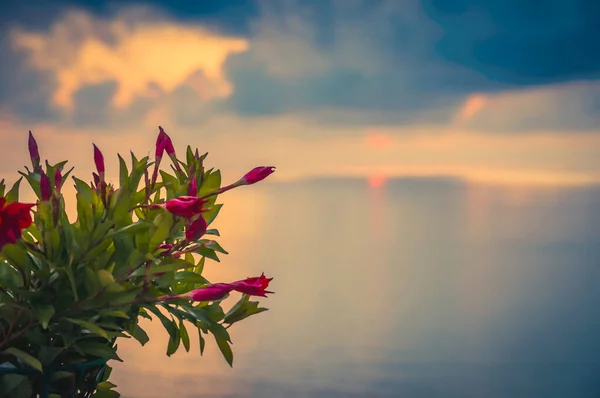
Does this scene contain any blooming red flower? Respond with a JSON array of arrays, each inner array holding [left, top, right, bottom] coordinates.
[[242, 166, 276, 185], [40, 171, 51, 201], [232, 273, 274, 297], [185, 216, 207, 241], [0, 197, 35, 252], [28, 131, 40, 170], [165, 196, 205, 218], [93, 144, 105, 174]]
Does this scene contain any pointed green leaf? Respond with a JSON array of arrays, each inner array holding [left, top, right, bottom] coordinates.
[[3, 347, 42, 372], [65, 318, 108, 339]]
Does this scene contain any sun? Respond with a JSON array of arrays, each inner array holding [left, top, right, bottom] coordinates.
[[368, 175, 387, 189]]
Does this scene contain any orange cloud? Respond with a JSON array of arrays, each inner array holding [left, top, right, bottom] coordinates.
[[10, 7, 249, 110], [455, 94, 487, 122]]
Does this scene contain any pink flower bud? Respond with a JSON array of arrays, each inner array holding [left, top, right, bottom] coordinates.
[[156, 126, 175, 158], [93, 144, 105, 174], [165, 196, 205, 218], [185, 216, 207, 241], [185, 283, 235, 302], [28, 131, 40, 170], [242, 166, 276, 185], [188, 175, 197, 196], [40, 171, 51, 201]]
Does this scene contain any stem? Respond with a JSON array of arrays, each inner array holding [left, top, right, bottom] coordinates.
[[200, 180, 244, 200]]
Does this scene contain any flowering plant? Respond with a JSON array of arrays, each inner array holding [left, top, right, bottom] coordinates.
[[0, 128, 275, 397]]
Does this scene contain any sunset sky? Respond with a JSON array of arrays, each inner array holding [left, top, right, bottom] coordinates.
[[1, 0, 599, 188]]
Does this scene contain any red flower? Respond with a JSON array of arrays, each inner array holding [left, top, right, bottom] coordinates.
[[40, 171, 52, 201], [242, 166, 276, 185], [28, 131, 40, 170], [232, 273, 274, 297], [165, 196, 205, 218], [0, 198, 35, 252], [93, 144, 105, 174], [185, 216, 207, 241]]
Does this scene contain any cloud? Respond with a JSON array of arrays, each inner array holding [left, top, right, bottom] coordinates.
[[5, 6, 248, 127], [0, 0, 598, 132], [453, 80, 600, 132], [423, 0, 600, 84]]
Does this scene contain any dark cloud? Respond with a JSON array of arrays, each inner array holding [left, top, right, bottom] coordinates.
[[0, 0, 257, 36], [423, 0, 600, 84], [1, 0, 599, 132], [220, 0, 600, 128]]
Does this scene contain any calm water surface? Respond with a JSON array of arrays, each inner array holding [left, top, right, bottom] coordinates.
[[110, 178, 600, 397]]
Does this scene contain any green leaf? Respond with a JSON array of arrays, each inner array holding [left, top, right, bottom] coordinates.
[[106, 221, 152, 240], [65, 318, 108, 339], [223, 299, 268, 325], [0, 374, 32, 397], [205, 240, 228, 254], [205, 229, 220, 236], [101, 310, 130, 319], [179, 320, 190, 352], [149, 212, 173, 250], [166, 326, 181, 356], [196, 246, 220, 262], [93, 388, 121, 398], [97, 270, 115, 287], [73, 177, 95, 204], [35, 304, 55, 329], [203, 203, 222, 226], [205, 304, 225, 323], [76, 341, 122, 361], [174, 271, 208, 284], [4, 177, 23, 203], [118, 154, 129, 189], [198, 170, 221, 196], [210, 324, 233, 367], [198, 327, 205, 355], [132, 258, 194, 277], [3, 347, 43, 372], [130, 324, 150, 346]]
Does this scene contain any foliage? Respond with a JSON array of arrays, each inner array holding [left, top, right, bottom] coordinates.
[[0, 128, 275, 397]]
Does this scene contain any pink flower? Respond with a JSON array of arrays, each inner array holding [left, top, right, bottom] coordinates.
[[40, 171, 51, 201], [0, 198, 35, 252], [232, 273, 274, 297], [93, 144, 105, 174], [185, 216, 207, 241], [165, 196, 205, 218], [28, 131, 40, 170], [242, 166, 276, 185]]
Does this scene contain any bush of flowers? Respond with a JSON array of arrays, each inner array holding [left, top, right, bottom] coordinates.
[[0, 127, 275, 397]]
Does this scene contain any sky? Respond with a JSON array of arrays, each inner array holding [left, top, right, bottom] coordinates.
[[1, 0, 599, 188]]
